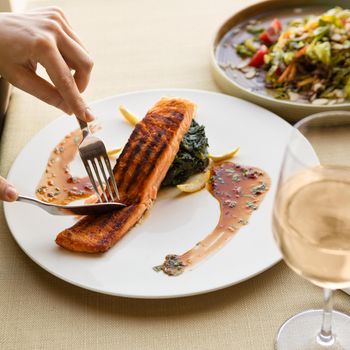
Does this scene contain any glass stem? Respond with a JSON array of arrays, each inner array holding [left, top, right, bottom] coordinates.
[[317, 288, 335, 346]]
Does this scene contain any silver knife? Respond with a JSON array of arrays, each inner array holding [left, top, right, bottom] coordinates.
[[16, 195, 125, 216]]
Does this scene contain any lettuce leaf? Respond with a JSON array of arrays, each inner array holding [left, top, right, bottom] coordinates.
[[306, 41, 331, 65]]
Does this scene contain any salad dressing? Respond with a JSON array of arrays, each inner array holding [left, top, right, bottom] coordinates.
[[158, 162, 270, 276]]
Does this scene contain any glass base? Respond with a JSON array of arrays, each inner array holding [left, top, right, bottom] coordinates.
[[275, 309, 350, 350]]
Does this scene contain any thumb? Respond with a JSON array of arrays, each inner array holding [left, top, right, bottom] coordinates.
[[0, 176, 18, 201]]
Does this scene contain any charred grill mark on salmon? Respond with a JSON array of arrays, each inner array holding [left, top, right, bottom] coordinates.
[[56, 98, 196, 253], [125, 142, 168, 202], [116, 128, 168, 204], [124, 132, 165, 194], [115, 125, 150, 193]]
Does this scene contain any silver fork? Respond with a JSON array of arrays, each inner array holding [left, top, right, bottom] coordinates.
[[77, 118, 120, 203]]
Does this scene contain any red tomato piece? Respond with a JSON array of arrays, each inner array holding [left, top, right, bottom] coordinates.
[[249, 45, 269, 67], [272, 18, 282, 32], [259, 18, 282, 45], [259, 32, 271, 45]]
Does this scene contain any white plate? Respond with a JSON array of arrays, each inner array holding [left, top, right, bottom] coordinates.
[[3, 89, 314, 299]]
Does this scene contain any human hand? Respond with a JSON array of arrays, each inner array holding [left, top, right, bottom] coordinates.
[[0, 7, 94, 121], [0, 176, 18, 202]]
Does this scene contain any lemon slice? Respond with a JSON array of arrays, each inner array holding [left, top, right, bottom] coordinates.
[[119, 105, 140, 126], [177, 170, 210, 193], [107, 147, 122, 157], [209, 146, 240, 162]]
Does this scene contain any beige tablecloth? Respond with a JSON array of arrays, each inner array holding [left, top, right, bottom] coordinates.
[[0, 1, 349, 349]]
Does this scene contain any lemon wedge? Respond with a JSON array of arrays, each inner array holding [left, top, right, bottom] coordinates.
[[119, 105, 140, 126], [107, 147, 122, 157], [209, 146, 240, 162], [177, 170, 210, 193]]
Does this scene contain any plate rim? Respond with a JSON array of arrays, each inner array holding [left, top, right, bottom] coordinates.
[[3, 88, 284, 299]]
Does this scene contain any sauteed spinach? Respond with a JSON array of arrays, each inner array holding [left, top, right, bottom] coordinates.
[[162, 120, 209, 186]]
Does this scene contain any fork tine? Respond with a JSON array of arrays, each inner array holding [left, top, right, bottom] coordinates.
[[103, 155, 120, 200], [82, 159, 103, 203], [97, 157, 115, 201], [90, 159, 109, 202]]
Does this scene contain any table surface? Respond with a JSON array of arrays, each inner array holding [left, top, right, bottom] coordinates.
[[0, 0, 349, 349]]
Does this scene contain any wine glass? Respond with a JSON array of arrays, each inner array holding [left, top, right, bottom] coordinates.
[[273, 111, 350, 349]]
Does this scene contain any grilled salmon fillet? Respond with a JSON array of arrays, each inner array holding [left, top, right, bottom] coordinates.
[[56, 97, 196, 253]]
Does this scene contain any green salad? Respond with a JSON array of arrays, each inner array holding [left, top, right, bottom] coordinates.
[[235, 7, 350, 104]]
